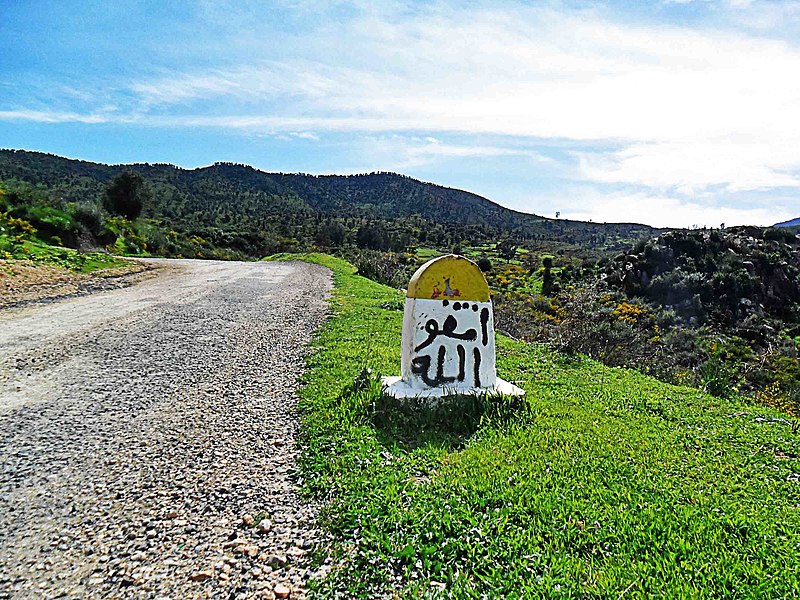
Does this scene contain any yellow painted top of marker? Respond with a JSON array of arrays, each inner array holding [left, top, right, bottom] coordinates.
[[406, 254, 490, 302]]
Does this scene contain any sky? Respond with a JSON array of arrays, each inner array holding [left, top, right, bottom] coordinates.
[[1, 0, 799, 228]]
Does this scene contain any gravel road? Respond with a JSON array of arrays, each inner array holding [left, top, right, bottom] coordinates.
[[0, 258, 332, 599]]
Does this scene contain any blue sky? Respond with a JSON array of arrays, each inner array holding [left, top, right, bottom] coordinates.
[[2, 0, 799, 227]]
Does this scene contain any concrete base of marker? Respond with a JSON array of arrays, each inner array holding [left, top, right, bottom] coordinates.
[[380, 376, 525, 399]]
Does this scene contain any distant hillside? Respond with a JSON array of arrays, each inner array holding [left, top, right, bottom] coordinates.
[[775, 217, 800, 228], [602, 226, 800, 330], [0, 149, 656, 250]]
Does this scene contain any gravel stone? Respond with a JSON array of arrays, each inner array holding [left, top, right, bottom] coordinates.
[[0, 259, 332, 599]]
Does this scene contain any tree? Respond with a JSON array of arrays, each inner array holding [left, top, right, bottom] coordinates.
[[356, 223, 388, 250], [496, 238, 518, 260], [316, 221, 347, 246], [103, 171, 149, 220], [542, 256, 555, 296]]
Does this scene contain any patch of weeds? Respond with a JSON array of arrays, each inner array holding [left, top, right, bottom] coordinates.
[[379, 298, 404, 311]]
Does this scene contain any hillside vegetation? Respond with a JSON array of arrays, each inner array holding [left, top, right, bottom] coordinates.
[[280, 253, 800, 598], [0, 149, 655, 258], [0, 180, 133, 293], [509, 228, 800, 415]]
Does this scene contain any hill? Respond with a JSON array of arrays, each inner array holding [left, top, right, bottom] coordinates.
[[0, 149, 656, 256], [775, 217, 800, 228], [543, 226, 800, 402], [602, 226, 800, 330], [482, 225, 800, 416]]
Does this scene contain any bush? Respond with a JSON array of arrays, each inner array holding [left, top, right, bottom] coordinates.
[[73, 203, 103, 235], [350, 249, 416, 289]]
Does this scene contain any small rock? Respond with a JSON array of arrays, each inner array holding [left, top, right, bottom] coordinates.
[[189, 570, 213, 582], [265, 554, 287, 568], [241, 514, 255, 527], [256, 519, 273, 534], [274, 583, 291, 599]]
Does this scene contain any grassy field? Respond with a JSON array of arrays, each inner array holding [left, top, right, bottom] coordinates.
[[0, 236, 128, 273], [270, 253, 800, 598]]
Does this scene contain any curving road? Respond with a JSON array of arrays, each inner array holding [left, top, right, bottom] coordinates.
[[0, 259, 332, 599]]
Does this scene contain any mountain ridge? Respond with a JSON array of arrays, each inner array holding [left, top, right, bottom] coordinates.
[[775, 217, 800, 228], [0, 149, 654, 237]]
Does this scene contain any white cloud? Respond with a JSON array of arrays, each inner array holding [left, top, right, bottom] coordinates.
[[576, 139, 800, 193], [347, 135, 552, 171], [553, 189, 795, 228], [112, 3, 800, 196], [0, 110, 112, 124]]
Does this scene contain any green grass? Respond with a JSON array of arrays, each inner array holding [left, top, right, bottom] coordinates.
[[271, 253, 800, 599], [414, 247, 442, 260], [0, 236, 129, 272]]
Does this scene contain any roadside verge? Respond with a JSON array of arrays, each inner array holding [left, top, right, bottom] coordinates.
[[270, 253, 800, 599], [0, 256, 151, 309]]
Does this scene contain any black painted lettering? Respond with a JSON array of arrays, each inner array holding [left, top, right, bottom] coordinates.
[[473, 347, 482, 387], [414, 315, 477, 352], [437, 345, 456, 385], [480, 307, 490, 346], [411, 348, 456, 386]]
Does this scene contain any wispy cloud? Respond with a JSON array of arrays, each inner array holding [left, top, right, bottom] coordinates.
[[349, 135, 552, 171], [0, 110, 113, 124], [108, 3, 800, 196], [576, 140, 800, 194]]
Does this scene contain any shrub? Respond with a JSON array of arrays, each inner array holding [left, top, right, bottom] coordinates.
[[350, 249, 416, 289], [73, 203, 103, 235], [476, 256, 492, 272]]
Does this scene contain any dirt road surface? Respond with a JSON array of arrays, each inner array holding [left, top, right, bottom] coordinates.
[[0, 259, 332, 599]]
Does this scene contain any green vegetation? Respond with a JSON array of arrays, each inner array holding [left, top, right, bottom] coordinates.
[[0, 237, 126, 273], [520, 228, 800, 419], [103, 170, 150, 220], [283, 253, 800, 598], [0, 149, 656, 259], [0, 187, 127, 272], [0, 177, 245, 262]]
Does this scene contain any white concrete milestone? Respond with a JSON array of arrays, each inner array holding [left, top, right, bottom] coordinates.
[[382, 254, 524, 399]]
